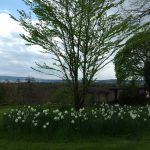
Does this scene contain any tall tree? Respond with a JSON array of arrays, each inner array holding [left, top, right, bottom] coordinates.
[[114, 31, 150, 90], [13, 0, 142, 110]]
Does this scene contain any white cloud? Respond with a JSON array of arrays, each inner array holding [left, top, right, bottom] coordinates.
[[0, 12, 52, 79], [96, 63, 116, 80], [0, 12, 116, 80], [0, 12, 24, 37]]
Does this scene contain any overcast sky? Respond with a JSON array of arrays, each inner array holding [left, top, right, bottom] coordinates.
[[0, 0, 116, 80]]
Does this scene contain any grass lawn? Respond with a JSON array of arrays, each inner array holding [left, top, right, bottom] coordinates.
[[0, 135, 150, 150], [1, 105, 150, 150]]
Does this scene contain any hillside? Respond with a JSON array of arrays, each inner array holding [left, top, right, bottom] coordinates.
[[0, 75, 117, 84]]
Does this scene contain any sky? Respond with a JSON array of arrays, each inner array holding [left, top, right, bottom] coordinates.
[[0, 0, 116, 80]]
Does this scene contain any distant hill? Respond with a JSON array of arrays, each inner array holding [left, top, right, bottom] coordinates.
[[0, 75, 117, 84], [0, 76, 63, 83], [95, 79, 117, 84], [0, 76, 25, 82]]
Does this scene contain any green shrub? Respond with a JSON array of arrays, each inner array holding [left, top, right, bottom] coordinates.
[[118, 83, 147, 105], [0, 84, 6, 104], [51, 85, 73, 104]]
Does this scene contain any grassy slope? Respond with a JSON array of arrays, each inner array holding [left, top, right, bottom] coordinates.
[[0, 106, 150, 150], [0, 136, 150, 150]]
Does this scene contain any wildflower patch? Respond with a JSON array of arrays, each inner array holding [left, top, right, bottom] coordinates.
[[3, 104, 150, 136]]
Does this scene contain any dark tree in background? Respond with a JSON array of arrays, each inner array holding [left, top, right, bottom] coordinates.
[[12, 0, 143, 110], [114, 31, 150, 91], [144, 60, 150, 91]]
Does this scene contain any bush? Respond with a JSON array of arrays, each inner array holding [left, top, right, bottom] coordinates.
[[0, 83, 73, 105], [118, 86, 147, 106], [0, 84, 6, 104], [51, 85, 73, 104]]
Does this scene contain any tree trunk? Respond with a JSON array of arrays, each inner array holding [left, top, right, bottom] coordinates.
[[73, 86, 86, 111], [74, 91, 81, 111]]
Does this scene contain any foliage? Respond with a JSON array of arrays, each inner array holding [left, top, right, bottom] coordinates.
[[0, 84, 6, 104], [114, 31, 150, 87], [3, 104, 150, 136], [51, 84, 73, 104], [12, 0, 143, 110], [0, 83, 71, 105], [144, 60, 150, 91], [118, 87, 147, 106]]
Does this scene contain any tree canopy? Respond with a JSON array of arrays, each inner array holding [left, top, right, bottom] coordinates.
[[114, 31, 150, 87], [12, 0, 145, 110]]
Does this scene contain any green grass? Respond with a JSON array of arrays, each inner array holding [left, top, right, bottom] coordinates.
[[0, 135, 150, 150]]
